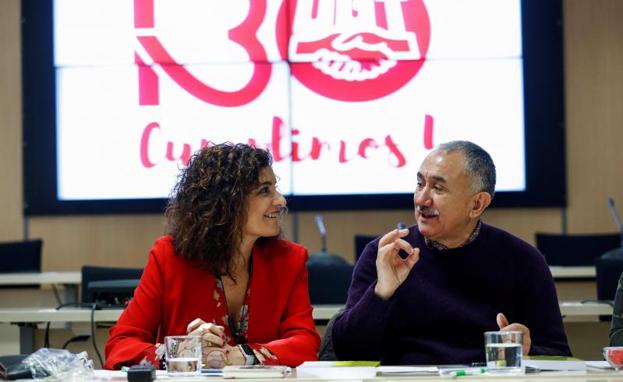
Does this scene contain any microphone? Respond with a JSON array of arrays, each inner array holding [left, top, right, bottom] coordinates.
[[608, 197, 623, 248], [309, 214, 347, 264], [314, 215, 328, 253]]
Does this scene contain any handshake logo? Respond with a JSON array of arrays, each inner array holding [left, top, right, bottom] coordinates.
[[290, 0, 423, 81], [134, 0, 430, 105]]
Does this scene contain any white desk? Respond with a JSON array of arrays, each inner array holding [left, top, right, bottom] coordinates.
[[89, 368, 623, 381], [0, 272, 81, 304], [0, 305, 341, 324], [312, 305, 342, 321], [0, 307, 114, 354], [0, 272, 81, 286], [0, 302, 613, 354], [559, 301, 613, 317], [311, 302, 614, 319], [0, 307, 121, 323], [549, 266, 596, 279], [0, 305, 343, 354]]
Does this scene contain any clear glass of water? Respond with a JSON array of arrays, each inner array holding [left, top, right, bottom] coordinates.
[[165, 335, 202, 376], [484, 331, 523, 374]]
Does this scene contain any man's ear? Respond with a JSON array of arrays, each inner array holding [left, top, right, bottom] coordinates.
[[470, 192, 492, 218]]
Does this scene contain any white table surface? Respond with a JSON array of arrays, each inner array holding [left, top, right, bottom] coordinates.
[[0, 271, 81, 285], [0, 302, 612, 324], [549, 266, 596, 279], [88, 367, 623, 381], [0, 305, 343, 323], [559, 301, 613, 316], [0, 268, 595, 286]]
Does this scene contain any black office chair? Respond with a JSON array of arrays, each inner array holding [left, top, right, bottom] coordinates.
[[354, 235, 377, 263], [56, 266, 142, 368], [307, 254, 353, 305], [80, 265, 143, 305], [0, 239, 43, 289], [535, 233, 620, 266], [596, 247, 623, 301], [318, 307, 345, 361], [0, 239, 43, 273]]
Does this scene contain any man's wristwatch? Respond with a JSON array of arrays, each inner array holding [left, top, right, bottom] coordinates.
[[238, 344, 257, 365]]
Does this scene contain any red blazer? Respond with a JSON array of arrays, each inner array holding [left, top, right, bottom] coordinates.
[[104, 236, 320, 369]]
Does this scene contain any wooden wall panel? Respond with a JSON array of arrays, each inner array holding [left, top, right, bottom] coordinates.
[[295, 210, 415, 263], [0, 0, 619, 272], [294, 208, 562, 263], [483, 208, 562, 244], [564, 0, 623, 233], [0, 0, 23, 242], [29, 216, 166, 271]]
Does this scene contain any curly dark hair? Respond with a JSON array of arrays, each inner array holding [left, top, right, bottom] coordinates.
[[165, 142, 275, 277]]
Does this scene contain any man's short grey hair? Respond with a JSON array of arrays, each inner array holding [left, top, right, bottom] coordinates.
[[436, 141, 496, 197]]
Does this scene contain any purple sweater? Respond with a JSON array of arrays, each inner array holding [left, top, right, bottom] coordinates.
[[332, 223, 571, 365]]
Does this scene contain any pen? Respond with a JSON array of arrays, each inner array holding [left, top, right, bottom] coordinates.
[[447, 368, 486, 378]]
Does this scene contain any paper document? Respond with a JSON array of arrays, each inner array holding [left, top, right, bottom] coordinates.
[[586, 361, 613, 370], [523, 356, 586, 371], [297, 362, 377, 379], [299, 360, 380, 367], [376, 366, 439, 376], [222, 365, 291, 379]]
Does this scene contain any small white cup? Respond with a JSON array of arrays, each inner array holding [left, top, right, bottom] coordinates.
[[165, 335, 202, 376], [484, 331, 523, 374]]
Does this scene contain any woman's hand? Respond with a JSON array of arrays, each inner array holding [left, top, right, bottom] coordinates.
[[225, 344, 245, 365], [205, 344, 246, 368], [186, 318, 227, 367], [374, 228, 420, 300]]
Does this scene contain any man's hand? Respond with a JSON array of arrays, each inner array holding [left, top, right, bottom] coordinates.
[[496, 313, 531, 355], [374, 228, 420, 300]]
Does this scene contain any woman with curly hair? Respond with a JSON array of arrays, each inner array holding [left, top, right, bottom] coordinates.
[[105, 143, 320, 369]]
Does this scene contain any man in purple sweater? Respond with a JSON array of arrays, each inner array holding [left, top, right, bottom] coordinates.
[[332, 141, 571, 365]]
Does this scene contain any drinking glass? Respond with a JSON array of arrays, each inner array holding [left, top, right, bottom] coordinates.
[[484, 331, 523, 374], [604, 346, 623, 371], [165, 335, 202, 376]]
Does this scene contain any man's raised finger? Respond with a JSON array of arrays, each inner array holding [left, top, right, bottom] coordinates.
[[379, 228, 410, 247]]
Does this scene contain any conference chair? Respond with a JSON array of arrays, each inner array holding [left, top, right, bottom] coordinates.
[[596, 248, 623, 301], [536, 233, 620, 321], [594, 248, 623, 322], [0, 239, 42, 273], [80, 265, 143, 305], [318, 307, 345, 361], [0, 239, 43, 288], [306, 254, 353, 305], [59, 265, 143, 365], [535, 232, 620, 266]]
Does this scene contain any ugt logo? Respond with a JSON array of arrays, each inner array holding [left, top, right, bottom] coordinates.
[[289, 0, 430, 101], [133, 0, 430, 105]]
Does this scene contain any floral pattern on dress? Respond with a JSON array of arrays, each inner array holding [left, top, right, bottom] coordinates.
[[213, 274, 279, 364]]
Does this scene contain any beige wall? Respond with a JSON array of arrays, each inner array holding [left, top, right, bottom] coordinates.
[[0, 0, 23, 242], [1, 0, 622, 271], [564, 0, 623, 232]]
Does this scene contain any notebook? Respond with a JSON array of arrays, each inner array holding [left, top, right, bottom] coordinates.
[[222, 365, 291, 379]]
